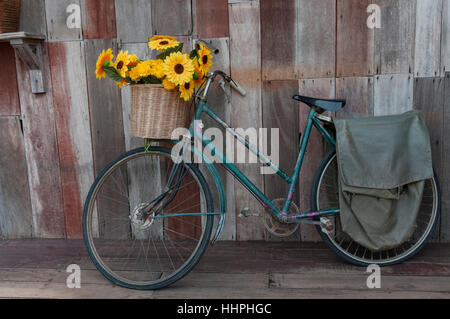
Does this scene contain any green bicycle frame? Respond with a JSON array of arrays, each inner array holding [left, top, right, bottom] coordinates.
[[187, 100, 340, 223]]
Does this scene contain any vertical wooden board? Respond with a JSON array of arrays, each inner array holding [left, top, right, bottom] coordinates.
[[15, 43, 66, 238], [442, 73, 450, 242], [198, 38, 236, 240], [229, 1, 265, 241], [0, 44, 20, 116], [262, 80, 300, 241], [152, 0, 192, 36], [374, 74, 413, 116], [115, 0, 152, 44], [297, 0, 336, 79], [48, 41, 94, 239], [19, 0, 47, 35], [0, 117, 33, 239], [81, 0, 117, 39], [414, 0, 443, 77], [337, 0, 375, 77], [298, 78, 335, 242], [85, 39, 128, 238], [260, 0, 296, 80], [442, 0, 450, 74], [196, 0, 229, 39], [335, 77, 374, 118], [374, 0, 415, 74], [45, 0, 83, 41], [414, 77, 444, 242]]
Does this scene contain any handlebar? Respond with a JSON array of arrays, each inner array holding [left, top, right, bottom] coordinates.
[[211, 70, 247, 97]]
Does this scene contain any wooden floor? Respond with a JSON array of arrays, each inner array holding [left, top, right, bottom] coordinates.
[[0, 239, 449, 299]]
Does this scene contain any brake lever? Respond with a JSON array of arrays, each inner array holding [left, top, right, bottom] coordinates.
[[219, 80, 231, 103]]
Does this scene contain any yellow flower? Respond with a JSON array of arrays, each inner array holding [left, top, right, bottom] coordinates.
[[163, 52, 195, 86], [197, 46, 213, 76], [162, 78, 176, 90], [95, 49, 114, 79], [114, 50, 131, 78], [149, 59, 165, 78], [193, 64, 204, 88], [116, 79, 127, 88], [179, 80, 195, 101], [129, 61, 152, 81], [148, 35, 180, 51]]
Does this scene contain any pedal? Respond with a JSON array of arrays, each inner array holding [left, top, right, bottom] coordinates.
[[238, 208, 261, 218], [320, 217, 334, 235]]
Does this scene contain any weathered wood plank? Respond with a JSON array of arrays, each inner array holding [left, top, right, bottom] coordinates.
[[442, 0, 450, 74], [48, 41, 94, 239], [0, 44, 20, 116], [84, 39, 127, 238], [151, 0, 192, 36], [414, 0, 443, 77], [115, 0, 152, 44], [198, 38, 236, 240], [335, 77, 374, 118], [19, 0, 47, 36], [45, 0, 83, 42], [262, 80, 300, 241], [0, 117, 33, 239], [298, 78, 336, 242], [373, 74, 413, 116], [336, 0, 374, 77], [15, 43, 66, 238], [260, 0, 296, 80], [81, 0, 117, 39], [414, 77, 444, 242], [229, 1, 265, 241], [297, 0, 336, 79], [442, 73, 450, 242], [374, 0, 415, 74], [196, 0, 229, 39]]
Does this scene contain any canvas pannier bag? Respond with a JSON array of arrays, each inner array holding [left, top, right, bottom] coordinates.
[[334, 111, 433, 251]]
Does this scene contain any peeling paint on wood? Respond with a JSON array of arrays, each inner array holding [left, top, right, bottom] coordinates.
[[115, 0, 153, 44], [48, 41, 94, 239], [442, 73, 450, 241], [0, 117, 33, 239], [152, 0, 192, 36], [15, 43, 66, 238], [196, 0, 230, 39], [229, 1, 265, 241], [0, 44, 20, 116], [374, 74, 413, 116], [336, 77, 374, 118], [81, 0, 117, 39], [45, 0, 83, 42]]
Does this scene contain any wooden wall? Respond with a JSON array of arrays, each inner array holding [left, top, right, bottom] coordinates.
[[0, 0, 449, 242]]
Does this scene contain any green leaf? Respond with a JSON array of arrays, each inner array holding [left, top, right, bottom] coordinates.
[[156, 43, 184, 60], [103, 66, 124, 82], [189, 49, 199, 60], [193, 71, 199, 80], [142, 75, 162, 85]]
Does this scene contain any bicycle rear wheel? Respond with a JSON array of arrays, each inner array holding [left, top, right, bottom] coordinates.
[[83, 147, 214, 290], [311, 150, 441, 266]]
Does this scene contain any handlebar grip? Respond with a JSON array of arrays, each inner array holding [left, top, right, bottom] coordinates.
[[230, 80, 247, 97]]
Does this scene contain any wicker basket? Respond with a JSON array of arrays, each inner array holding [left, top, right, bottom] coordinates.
[[0, 0, 21, 34], [130, 84, 188, 139]]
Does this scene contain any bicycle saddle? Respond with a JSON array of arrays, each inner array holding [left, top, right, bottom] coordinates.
[[293, 95, 346, 114]]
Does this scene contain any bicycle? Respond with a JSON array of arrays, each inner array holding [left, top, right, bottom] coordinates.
[[83, 46, 441, 290]]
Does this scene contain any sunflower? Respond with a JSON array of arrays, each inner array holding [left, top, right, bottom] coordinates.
[[179, 80, 195, 102], [197, 46, 213, 76], [163, 52, 195, 86], [95, 49, 114, 79], [148, 35, 180, 51], [129, 61, 152, 82], [149, 59, 165, 79], [114, 50, 131, 78], [162, 78, 176, 90]]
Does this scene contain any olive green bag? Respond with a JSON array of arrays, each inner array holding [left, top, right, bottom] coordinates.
[[334, 111, 433, 251]]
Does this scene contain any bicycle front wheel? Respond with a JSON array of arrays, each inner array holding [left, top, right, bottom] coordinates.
[[311, 150, 441, 266], [83, 147, 214, 290]]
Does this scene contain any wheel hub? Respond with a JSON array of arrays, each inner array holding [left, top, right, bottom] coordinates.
[[130, 203, 155, 230]]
